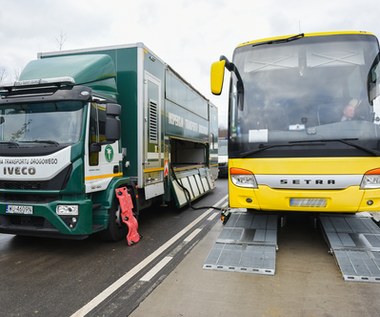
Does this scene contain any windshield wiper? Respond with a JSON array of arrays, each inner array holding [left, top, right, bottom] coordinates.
[[290, 139, 378, 156], [19, 140, 60, 146], [240, 141, 325, 157], [0, 141, 19, 148], [252, 33, 304, 47], [240, 138, 379, 157]]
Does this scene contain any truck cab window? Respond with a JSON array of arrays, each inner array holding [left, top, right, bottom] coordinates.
[[89, 102, 107, 166]]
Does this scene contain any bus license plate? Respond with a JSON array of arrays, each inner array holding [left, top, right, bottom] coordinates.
[[290, 198, 326, 207], [6, 205, 33, 215]]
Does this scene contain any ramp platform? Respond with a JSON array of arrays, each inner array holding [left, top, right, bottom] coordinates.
[[203, 212, 278, 275], [320, 214, 380, 282]]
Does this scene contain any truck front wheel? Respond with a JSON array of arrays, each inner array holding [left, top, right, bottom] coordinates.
[[102, 200, 128, 241]]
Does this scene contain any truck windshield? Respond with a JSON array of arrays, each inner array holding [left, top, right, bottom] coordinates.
[[0, 101, 84, 145], [229, 34, 380, 157]]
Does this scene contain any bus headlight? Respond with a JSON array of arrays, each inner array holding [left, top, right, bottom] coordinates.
[[361, 168, 380, 189], [230, 167, 258, 188]]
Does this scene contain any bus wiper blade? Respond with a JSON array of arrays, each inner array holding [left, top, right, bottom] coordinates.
[[290, 139, 379, 156], [240, 141, 324, 157], [252, 33, 304, 47], [0, 141, 19, 148], [240, 138, 379, 157]]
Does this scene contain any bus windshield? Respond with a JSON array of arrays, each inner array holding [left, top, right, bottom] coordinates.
[[0, 101, 84, 146], [229, 34, 380, 158]]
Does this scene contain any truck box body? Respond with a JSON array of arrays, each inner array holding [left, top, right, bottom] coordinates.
[[0, 43, 217, 239]]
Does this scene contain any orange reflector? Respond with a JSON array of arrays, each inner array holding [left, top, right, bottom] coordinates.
[[230, 167, 253, 175], [365, 168, 380, 175]]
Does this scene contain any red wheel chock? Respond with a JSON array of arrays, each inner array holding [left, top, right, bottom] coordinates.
[[115, 187, 141, 245]]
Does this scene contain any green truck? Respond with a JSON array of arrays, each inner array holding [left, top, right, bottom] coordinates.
[[0, 43, 218, 241]]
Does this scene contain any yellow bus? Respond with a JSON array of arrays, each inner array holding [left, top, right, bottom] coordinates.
[[211, 31, 380, 213]]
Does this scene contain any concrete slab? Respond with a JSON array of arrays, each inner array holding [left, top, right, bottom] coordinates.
[[130, 215, 380, 317]]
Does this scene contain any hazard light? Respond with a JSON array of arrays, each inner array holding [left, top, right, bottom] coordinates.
[[230, 167, 258, 188], [361, 168, 380, 189]]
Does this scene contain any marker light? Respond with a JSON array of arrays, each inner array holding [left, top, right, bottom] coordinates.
[[361, 168, 380, 189], [230, 167, 258, 188]]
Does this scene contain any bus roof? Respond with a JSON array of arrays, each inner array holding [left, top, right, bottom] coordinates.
[[237, 30, 375, 48]]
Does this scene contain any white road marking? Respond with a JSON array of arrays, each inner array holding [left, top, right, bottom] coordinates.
[[70, 194, 228, 317], [207, 212, 219, 221], [140, 256, 173, 282], [183, 228, 202, 243]]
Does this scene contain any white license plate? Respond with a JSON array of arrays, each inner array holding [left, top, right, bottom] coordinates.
[[290, 198, 326, 207], [6, 205, 33, 215]]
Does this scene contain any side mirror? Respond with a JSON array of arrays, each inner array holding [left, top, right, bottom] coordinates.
[[105, 103, 121, 142], [210, 60, 226, 95], [106, 103, 121, 116], [212, 56, 245, 111]]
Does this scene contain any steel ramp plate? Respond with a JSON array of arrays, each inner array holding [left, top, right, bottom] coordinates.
[[203, 212, 278, 275], [320, 214, 380, 282]]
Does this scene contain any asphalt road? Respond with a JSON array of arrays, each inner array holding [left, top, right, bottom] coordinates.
[[0, 179, 228, 317], [131, 208, 380, 317]]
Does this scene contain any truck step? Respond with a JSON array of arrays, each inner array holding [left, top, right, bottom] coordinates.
[[203, 212, 278, 275], [320, 214, 380, 282]]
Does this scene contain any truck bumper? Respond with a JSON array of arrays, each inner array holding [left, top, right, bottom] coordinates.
[[0, 199, 94, 239]]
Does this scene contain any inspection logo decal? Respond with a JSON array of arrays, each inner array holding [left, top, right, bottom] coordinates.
[[105, 145, 114, 162]]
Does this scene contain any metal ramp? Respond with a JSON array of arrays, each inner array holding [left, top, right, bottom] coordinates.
[[203, 211, 278, 275], [320, 214, 380, 282], [171, 167, 214, 208]]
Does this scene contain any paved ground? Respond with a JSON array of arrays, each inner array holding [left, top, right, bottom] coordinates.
[[130, 214, 380, 317]]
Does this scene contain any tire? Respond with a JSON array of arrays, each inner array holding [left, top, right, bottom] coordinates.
[[101, 200, 128, 242]]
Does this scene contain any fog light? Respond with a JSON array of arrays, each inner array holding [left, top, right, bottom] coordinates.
[[367, 200, 374, 206], [56, 205, 79, 216]]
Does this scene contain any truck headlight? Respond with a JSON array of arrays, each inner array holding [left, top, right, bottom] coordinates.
[[361, 168, 380, 189], [230, 167, 258, 188], [56, 205, 79, 216]]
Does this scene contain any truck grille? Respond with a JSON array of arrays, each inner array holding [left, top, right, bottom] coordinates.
[[0, 181, 42, 190], [0, 165, 72, 191]]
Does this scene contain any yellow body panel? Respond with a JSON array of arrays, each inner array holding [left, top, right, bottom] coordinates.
[[230, 157, 380, 174], [228, 157, 380, 213]]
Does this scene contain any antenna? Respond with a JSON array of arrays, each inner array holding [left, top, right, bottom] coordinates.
[[298, 20, 302, 33]]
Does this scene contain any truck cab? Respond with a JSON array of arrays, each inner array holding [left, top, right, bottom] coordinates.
[[0, 70, 122, 238]]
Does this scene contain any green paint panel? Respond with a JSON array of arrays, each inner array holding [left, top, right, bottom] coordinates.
[[20, 54, 118, 100]]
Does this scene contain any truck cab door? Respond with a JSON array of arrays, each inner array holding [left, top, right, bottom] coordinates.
[[143, 72, 164, 199], [85, 102, 122, 193]]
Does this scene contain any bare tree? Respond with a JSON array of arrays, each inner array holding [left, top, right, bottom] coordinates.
[[0, 66, 7, 84], [13, 67, 21, 81], [56, 31, 67, 51]]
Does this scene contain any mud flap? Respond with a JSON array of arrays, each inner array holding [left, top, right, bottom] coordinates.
[[115, 187, 141, 245]]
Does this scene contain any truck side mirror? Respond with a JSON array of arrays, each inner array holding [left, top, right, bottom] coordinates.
[[211, 60, 226, 95], [105, 103, 121, 142]]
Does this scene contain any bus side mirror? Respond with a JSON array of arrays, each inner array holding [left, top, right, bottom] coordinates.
[[211, 60, 226, 95], [105, 103, 121, 142]]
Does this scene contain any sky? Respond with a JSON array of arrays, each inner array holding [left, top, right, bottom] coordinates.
[[1, 0, 380, 128]]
